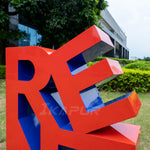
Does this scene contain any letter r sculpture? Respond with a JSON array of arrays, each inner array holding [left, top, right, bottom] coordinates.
[[6, 25, 141, 150]]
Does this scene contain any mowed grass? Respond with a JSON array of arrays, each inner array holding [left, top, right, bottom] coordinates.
[[0, 79, 150, 150], [100, 90, 150, 150], [0, 79, 6, 150]]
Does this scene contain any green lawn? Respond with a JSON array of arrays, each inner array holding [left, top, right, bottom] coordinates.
[[0, 80, 6, 150], [100, 90, 150, 150], [0, 79, 150, 149]]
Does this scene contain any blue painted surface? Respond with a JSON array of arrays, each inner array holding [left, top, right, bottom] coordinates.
[[58, 145, 76, 150], [104, 91, 133, 106], [18, 94, 40, 150], [67, 53, 105, 112], [18, 60, 35, 81], [40, 76, 73, 131], [67, 51, 133, 114], [67, 53, 87, 75], [80, 85, 104, 113], [80, 87, 133, 113]]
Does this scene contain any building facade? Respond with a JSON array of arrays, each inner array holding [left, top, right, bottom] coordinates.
[[101, 9, 129, 59]]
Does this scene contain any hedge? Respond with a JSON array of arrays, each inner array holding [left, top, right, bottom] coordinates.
[[0, 65, 5, 79], [1, 61, 150, 92], [125, 61, 150, 71], [93, 57, 134, 65], [98, 68, 150, 93]]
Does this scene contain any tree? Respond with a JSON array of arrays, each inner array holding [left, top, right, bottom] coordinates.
[[143, 57, 150, 61], [17, 0, 108, 49], [0, 0, 108, 64], [0, 0, 35, 65]]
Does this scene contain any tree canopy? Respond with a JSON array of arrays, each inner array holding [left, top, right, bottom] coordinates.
[[0, 0, 35, 42], [0, 0, 108, 64], [0, 0, 35, 64], [15, 0, 108, 49]]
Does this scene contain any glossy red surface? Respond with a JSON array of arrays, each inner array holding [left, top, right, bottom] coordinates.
[[6, 25, 141, 150]]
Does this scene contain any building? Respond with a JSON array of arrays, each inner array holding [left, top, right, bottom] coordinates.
[[101, 9, 129, 59]]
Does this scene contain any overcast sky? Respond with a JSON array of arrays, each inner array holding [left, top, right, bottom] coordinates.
[[107, 0, 150, 59]]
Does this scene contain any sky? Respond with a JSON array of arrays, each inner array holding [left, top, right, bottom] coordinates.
[[107, 0, 150, 59]]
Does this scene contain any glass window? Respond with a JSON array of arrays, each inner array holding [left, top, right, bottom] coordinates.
[[18, 24, 41, 46]]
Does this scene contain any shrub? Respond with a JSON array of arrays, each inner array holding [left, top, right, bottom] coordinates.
[[143, 57, 150, 61], [0, 65, 6, 79], [87, 61, 97, 67], [98, 68, 150, 93], [93, 57, 134, 65], [125, 61, 150, 71]]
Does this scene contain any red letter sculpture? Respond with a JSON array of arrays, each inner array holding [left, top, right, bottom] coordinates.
[[6, 25, 141, 150]]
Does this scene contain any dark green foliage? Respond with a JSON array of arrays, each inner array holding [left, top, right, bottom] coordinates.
[[19, 0, 108, 49], [0, 0, 29, 42], [0, 65, 6, 79], [0, 0, 108, 64], [93, 57, 134, 65], [125, 61, 150, 71], [143, 57, 150, 61], [0, 0, 33, 64], [98, 68, 150, 93]]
